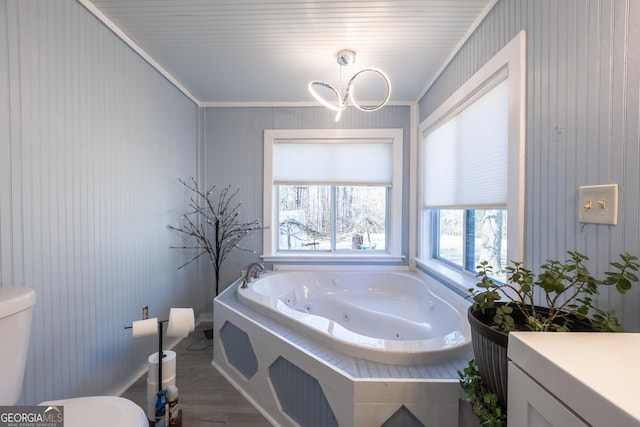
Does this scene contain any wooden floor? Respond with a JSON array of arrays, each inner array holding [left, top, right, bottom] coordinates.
[[122, 322, 272, 427]]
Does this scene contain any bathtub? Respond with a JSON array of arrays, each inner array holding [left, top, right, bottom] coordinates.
[[236, 269, 472, 365]]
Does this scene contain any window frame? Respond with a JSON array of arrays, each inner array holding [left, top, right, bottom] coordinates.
[[416, 31, 526, 291], [263, 128, 404, 262]]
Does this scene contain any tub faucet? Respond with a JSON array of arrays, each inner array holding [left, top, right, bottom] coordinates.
[[241, 262, 265, 288]]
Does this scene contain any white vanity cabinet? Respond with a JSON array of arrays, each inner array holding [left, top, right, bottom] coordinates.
[[507, 332, 640, 427], [508, 361, 588, 427]]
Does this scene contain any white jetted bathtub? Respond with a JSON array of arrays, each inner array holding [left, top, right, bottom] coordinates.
[[236, 269, 472, 365]]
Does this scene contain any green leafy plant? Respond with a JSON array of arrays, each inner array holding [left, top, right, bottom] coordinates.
[[470, 251, 639, 333], [458, 359, 507, 427]]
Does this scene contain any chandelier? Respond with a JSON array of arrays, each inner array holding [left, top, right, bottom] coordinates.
[[308, 49, 391, 121]]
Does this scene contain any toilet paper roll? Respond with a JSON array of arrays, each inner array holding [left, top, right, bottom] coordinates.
[[131, 317, 158, 338], [147, 400, 159, 422], [147, 350, 176, 383], [166, 308, 195, 338], [146, 400, 155, 422]]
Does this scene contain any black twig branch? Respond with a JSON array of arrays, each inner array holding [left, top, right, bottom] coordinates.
[[168, 178, 261, 295]]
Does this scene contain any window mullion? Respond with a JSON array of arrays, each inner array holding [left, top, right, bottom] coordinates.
[[464, 210, 476, 273], [331, 186, 337, 251], [431, 210, 440, 258]]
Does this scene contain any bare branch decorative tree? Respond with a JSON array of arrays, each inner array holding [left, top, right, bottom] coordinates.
[[168, 178, 261, 296]]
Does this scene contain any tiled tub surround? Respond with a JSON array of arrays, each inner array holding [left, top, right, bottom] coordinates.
[[213, 269, 473, 427]]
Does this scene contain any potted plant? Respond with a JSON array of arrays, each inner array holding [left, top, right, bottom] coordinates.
[[458, 359, 506, 427], [467, 251, 639, 408]]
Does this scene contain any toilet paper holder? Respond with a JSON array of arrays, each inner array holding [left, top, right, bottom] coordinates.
[[124, 318, 170, 392], [126, 308, 194, 394]]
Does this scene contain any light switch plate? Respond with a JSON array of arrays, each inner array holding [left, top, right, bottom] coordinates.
[[578, 184, 618, 225]]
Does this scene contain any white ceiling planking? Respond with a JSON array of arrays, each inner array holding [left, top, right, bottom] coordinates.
[[86, 0, 493, 104]]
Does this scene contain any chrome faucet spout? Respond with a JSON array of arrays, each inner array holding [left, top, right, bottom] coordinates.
[[241, 262, 265, 288]]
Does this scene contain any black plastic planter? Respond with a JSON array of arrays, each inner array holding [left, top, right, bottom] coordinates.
[[467, 305, 510, 407], [467, 303, 593, 408]]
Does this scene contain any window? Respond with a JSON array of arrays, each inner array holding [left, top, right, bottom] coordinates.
[[278, 185, 387, 251], [263, 128, 403, 261], [434, 209, 508, 282], [418, 31, 525, 286]]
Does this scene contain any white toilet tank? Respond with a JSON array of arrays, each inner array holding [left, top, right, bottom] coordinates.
[[0, 287, 36, 405]]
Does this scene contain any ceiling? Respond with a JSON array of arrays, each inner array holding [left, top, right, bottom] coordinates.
[[85, 0, 493, 105]]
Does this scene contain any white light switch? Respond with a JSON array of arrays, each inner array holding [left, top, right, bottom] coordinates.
[[578, 184, 618, 225]]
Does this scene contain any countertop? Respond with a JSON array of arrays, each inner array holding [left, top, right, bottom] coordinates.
[[508, 332, 640, 426]]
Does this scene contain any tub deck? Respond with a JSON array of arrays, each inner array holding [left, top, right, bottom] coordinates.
[[213, 278, 474, 427]]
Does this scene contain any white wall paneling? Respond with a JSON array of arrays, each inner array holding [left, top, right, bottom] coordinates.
[[0, 0, 202, 404]]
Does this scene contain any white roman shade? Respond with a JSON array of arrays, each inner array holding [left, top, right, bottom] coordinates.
[[423, 77, 509, 209], [273, 139, 393, 185]]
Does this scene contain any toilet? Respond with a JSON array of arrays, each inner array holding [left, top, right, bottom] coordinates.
[[0, 287, 148, 427], [40, 396, 148, 427]]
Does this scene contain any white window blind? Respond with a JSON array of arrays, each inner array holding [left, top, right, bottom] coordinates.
[[423, 78, 509, 209], [272, 139, 393, 186]]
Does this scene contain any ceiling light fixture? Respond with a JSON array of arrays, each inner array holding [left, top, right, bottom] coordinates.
[[308, 49, 391, 121]]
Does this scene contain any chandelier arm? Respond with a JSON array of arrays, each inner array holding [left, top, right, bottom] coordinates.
[[308, 81, 347, 112], [347, 68, 391, 112]]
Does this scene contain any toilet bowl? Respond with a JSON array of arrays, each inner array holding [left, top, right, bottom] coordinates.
[[40, 396, 148, 427], [0, 288, 148, 426]]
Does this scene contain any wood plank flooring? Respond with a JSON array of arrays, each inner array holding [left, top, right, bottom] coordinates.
[[121, 322, 272, 426]]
